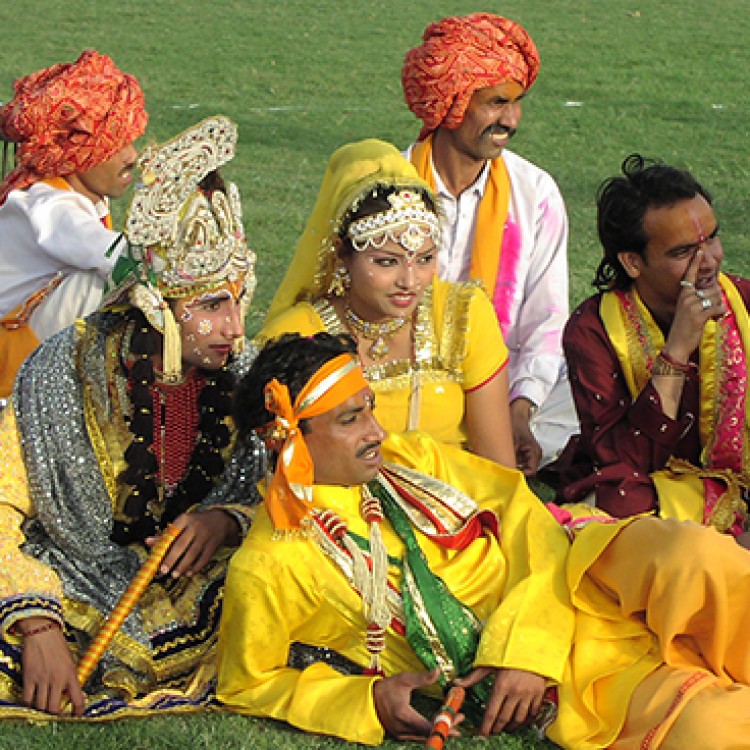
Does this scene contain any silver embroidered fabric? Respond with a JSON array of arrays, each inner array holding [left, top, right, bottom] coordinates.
[[13, 312, 266, 647]]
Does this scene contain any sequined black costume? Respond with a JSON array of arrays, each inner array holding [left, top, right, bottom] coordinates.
[[0, 312, 265, 719]]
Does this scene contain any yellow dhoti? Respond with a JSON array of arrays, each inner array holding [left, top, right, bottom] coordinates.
[[554, 517, 750, 749]]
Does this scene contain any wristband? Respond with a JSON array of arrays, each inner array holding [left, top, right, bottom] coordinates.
[[658, 349, 693, 373], [653, 350, 692, 378], [19, 620, 61, 638]]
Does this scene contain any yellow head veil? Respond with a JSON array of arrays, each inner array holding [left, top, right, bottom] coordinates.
[[264, 138, 434, 324]]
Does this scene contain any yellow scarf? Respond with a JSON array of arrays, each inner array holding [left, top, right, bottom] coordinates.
[[600, 274, 750, 529], [410, 134, 510, 296], [266, 139, 432, 324]]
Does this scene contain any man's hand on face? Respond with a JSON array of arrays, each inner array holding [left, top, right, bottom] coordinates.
[[373, 667, 464, 741], [510, 399, 542, 476], [665, 249, 726, 364], [20, 617, 85, 716], [455, 666, 546, 736], [146, 508, 240, 579]]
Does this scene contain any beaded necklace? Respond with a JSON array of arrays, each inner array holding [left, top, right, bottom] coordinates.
[[150, 371, 205, 497], [343, 303, 407, 361], [314, 485, 391, 675], [114, 319, 234, 545]]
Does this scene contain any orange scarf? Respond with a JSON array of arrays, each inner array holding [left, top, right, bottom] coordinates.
[[264, 354, 369, 534], [410, 134, 510, 296]]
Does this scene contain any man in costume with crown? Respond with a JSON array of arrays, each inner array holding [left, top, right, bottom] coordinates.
[[0, 116, 265, 719], [0, 50, 147, 399], [218, 332, 750, 749], [399, 13, 579, 477], [560, 154, 750, 544]]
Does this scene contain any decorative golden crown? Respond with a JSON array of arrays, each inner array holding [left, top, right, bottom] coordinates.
[[125, 116, 254, 297], [102, 116, 256, 382]]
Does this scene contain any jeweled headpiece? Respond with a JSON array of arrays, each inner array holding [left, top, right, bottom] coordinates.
[[103, 115, 256, 381], [265, 139, 439, 324], [347, 189, 440, 254]]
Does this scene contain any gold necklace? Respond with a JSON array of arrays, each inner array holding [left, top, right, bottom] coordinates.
[[344, 304, 407, 360]]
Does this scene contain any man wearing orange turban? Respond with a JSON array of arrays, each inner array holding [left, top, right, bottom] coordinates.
[[402, 13, 577, 480], [0, 49, 147, 399]]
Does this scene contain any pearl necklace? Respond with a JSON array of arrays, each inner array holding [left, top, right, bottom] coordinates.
[[344, 303, 407, 360]]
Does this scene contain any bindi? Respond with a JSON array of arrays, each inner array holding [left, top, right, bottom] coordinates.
[[691, 215, 707, 246]]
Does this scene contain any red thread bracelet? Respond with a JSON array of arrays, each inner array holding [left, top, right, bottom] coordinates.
[[658, 350, 693, 373], [19, 621, 61, 638]]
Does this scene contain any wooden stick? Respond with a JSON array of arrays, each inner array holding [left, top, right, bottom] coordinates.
[[76, 523, 182, 686], [425, 686, 465, 749]]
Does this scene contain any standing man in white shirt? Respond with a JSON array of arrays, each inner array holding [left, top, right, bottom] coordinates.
[[0, 49, 147, 398], [402, 13, 577, 476]]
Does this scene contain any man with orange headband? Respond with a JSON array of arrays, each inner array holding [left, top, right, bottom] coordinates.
[[219, 332, 750, 749], [0, 50, 147, 399], [402, 13, 577, 478]]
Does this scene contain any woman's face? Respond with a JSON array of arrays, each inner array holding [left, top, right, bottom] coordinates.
[[342, 233, 437, 321]]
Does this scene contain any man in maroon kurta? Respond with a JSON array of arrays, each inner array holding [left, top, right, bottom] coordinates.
[[560, 154, 750, 542]]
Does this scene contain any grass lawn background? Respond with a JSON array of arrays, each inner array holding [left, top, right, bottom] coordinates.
[[1, 1, 749, 748]]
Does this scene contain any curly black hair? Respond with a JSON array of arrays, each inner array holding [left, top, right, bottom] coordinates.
[[233, 332, 357, 440], [593, 153, 712, 291]]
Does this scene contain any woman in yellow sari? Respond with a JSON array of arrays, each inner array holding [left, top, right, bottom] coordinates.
[[261, 139, 514, 468]]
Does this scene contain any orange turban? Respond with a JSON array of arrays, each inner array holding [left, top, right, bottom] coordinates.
[[402, 13, 540, 140], [0, 49, 147, 204]]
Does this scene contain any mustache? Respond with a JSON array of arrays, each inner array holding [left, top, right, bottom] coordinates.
[[482, 124, 516, 140], [356, 441, 382, 458]]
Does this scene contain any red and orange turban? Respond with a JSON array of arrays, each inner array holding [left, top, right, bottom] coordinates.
[[0, 49, 147, 204], [402, 13, 540, 140]]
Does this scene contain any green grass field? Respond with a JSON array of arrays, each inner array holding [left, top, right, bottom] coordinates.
[[2, 1, 749, 747]]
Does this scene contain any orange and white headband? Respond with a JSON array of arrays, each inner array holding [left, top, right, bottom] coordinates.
[[263, 353, 369, 535]]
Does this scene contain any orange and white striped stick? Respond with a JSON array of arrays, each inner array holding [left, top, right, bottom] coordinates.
[[425, 686, 465, 750], [76, 523, 182, 686]]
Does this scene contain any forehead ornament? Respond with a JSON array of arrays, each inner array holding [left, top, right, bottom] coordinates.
[[346, 190, 440, 254]]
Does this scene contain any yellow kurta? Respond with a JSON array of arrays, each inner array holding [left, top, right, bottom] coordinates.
[[258, 278, 508, 450], [217, 432, 573, 745], [218, 431, 750, 749]]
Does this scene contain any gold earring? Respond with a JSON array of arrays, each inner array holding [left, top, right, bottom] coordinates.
[[328, 266, 351, 297]]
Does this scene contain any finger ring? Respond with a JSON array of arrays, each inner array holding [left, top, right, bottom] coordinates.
[[695, 289, 707, 299], [701, 297, 712, 310], [680, 280, 695, 289]]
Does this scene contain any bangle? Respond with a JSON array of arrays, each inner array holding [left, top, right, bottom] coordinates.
[[19, 620, 61, 638], [658, 350, 692, 372], [653, 350, 692, 377]]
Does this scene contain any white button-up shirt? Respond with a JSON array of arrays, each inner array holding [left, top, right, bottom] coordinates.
[[405, 146, 570, 410]]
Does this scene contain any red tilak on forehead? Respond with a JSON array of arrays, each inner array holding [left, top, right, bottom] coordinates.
[[692, 215, 708, 244]]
